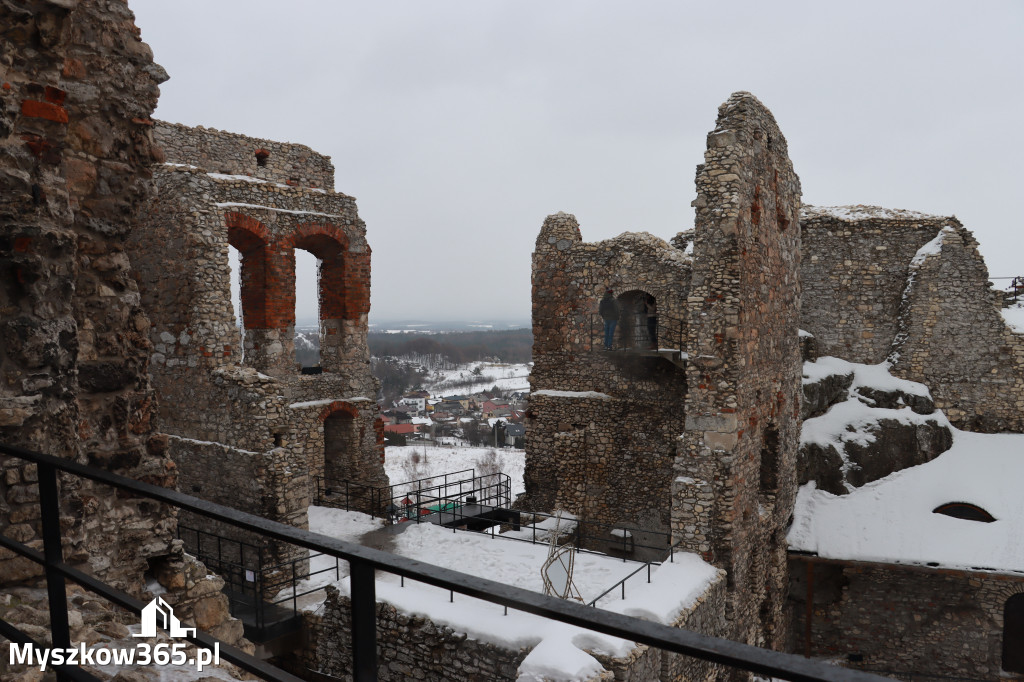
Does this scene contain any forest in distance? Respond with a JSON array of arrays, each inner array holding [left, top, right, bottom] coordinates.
[[294, 327, 533, 368], [369, 328, 532, 365]]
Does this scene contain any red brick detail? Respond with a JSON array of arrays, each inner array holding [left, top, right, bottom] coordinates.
[[61, 59, 86, 79], [224, 212, 271, 250], [284, 223, 355, 320], [2, 82, 11, 90], [13, 237, 32, 252], [318, 401, 361, 422], [43, 86, 65, 105], [21, 99, 68, 123], [225, 213, 278, 328], [341, 250, 371, 320]]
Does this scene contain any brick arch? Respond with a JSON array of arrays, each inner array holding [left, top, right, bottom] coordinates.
[[318, 400, 361, 422], [284, 222, 350, 254], [225, 212, 271, 252], [284, 222, 368, 321], [224, 212, 274, 329]]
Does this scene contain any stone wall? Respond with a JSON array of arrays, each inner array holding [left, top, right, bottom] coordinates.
[[800, 206, 1024, 432], [788, 557, 1024, 680], [155, 120, 335, 189], [169, 436, 309, 573], [888, 224, 1024, 432], [0, 0, 176, 594], [304, 587, 528, 681], [675, 91, 802, 654], [125, 122, 386, 554], [304, 571, 727, 681], [594, 570, 728, 681], [799, 206, 952, 364], [523, 216, 690, 541]]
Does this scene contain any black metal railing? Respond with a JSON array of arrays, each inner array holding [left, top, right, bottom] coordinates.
[[0, 441, 889, 682], [176, 524, 340, 640], [316, 469, 512, 527], [591, 312, 685, 353], [992, 275, 1024, 306]]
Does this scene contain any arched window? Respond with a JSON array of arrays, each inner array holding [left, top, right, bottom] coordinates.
[[616, 290, 658, 349], [932, 502, 996, 523]]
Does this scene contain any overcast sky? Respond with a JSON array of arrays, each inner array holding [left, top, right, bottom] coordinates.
[[130, 1, 1024, 326]]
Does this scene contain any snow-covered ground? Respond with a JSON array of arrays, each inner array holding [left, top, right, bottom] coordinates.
[[790, 419, 1024, 574], [292, 506, 720, 681], [385, 443, 527, 498], [1001, 302, 1024, 333], [422, 360, 531, 395]]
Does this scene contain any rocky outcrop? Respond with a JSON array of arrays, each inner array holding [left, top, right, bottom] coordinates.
[[799, 357, 952, 495]]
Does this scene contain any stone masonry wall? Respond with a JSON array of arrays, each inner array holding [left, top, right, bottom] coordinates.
[[0, 0, 177, 594], [799, 206, 952, 364], [155, 120, 335, 189], [169, 436, 309, 574], [304, 587, 528, 682], [788, 558, 1024, 680], [800, 205, 1024, 432], [676, 91, 802, 655], [524, 215, 690, 542], [888, 225, 1024, 432], [305, 571, 727, 681]]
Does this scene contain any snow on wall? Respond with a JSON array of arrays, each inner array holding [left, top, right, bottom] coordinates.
[[788, 427, 1024, 573]]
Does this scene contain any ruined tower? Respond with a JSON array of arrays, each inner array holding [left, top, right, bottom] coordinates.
[[126, 122, 388, 567], [674, 92, 802, 651]]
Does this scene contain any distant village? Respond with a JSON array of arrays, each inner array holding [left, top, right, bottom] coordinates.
[[379, 389, 529, 448]]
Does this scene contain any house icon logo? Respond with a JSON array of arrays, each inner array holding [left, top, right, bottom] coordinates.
[[132, 597, 197, 638]]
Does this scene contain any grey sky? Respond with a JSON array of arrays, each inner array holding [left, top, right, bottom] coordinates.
[[131, 1, 1024, 325]]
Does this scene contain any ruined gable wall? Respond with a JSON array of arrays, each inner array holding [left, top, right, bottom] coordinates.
[[676, 92, 802, 651], [890, 226, 1024, 432], [799, 206, 950, 365], [0, 0, 176, 592], [800, 207, 1024, 432], [155, 120, 335, 189], [524, 214, 690, 537]]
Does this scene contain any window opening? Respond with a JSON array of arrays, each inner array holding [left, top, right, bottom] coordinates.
[[294, 248, 321, 369], [228, 245, 244, 360], [254, 149, 270, 167], [932, 502, 996, 523], [759, 424, 780, 495]]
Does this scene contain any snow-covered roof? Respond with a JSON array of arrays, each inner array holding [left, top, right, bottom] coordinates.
[[800, 204, 949, 223], [788, 428, 1024, 574]]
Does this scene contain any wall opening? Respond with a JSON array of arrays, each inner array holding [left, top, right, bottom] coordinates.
[[228, 246, 244, 360], [254, 148, 269, 167], [617, 290, 657, 349], [226, 214, 270, 366], [759, 424, 780, 495], [295, 248, 321, 369], [933, 502, 996, 523], [1004, 593, 1024, 673], [324, 409, 360, 485]]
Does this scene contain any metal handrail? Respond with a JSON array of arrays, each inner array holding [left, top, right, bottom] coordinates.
[[0, 441, 889, 682]]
